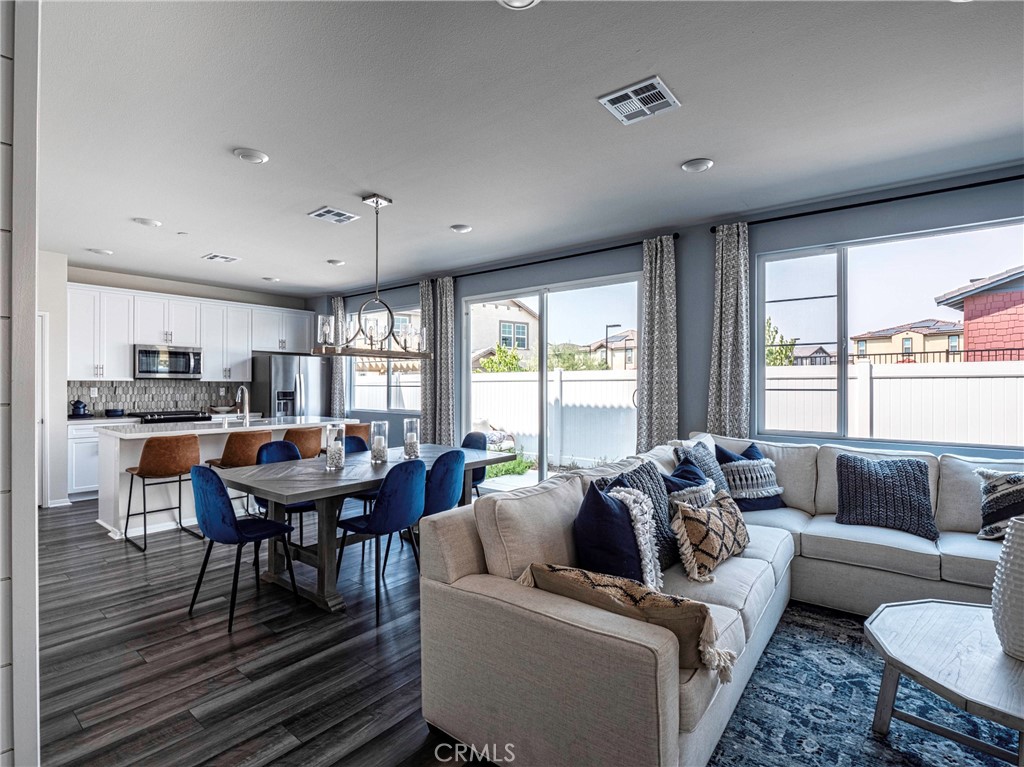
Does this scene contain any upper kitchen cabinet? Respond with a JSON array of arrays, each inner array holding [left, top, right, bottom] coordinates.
[[134, 296, 201, 347], [68, 287, 134, 380], [201, 303, 252, 381], [252, 308, 312, 353]]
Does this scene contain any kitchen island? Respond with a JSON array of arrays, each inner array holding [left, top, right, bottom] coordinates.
[[95, 416, 357, 540]]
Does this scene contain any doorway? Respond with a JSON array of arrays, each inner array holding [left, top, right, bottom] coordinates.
[[36, 312, 49, 507]]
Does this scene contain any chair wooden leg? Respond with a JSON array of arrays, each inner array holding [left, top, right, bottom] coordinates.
[[228, 544, 244, 633], [281, 536, 298, 600], [382, 532, 393, 577], [409, 527, 420, 570], [335, 529, 348, 579], [189, 540, 215, 615], [253, 540, 261, 594], [374, 535, 382, 626]]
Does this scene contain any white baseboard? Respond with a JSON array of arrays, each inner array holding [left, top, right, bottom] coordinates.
[[41, 498, 71, 508]]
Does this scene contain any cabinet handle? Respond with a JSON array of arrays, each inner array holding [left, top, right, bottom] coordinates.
[[169, 331, 173, 343]]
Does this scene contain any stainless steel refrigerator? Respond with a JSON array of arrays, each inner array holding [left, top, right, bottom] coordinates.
[[250, 353, 333, 418]]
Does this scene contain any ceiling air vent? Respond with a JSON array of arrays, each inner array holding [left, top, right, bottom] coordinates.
[[308, 206, 360, 224], [598, 76, 680, 125], [200, 253, 240, 264]]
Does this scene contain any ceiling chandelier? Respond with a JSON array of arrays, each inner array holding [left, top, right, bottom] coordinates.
[[311, 193, 432, 361]]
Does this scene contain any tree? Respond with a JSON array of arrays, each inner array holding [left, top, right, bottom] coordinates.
[[479, 344, 523, 373], [765, 316, 797, 366], [520, 343, 609, 371]]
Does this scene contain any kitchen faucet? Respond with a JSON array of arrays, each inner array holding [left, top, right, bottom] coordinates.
[[235, 385, 250, 427]]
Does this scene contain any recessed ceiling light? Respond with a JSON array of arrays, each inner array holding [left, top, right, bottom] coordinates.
[[262, 277, 280, 283], [497, 0, 541, 8], [177, 231, 189, 236], [132, 217, 162, 227], [680, 158, 714, 173], [949, 0, 973, 3], [326, 259, 345, 266], [450, 224, 473, 234], [86, 248, 114, 256], [233, 147, 270, 164]]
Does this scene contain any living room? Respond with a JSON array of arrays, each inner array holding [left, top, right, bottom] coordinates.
[[2, 1, 1023, 765]]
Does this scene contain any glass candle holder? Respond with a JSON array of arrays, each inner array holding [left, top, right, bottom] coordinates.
[[371, 420, 389, 464], [325, 423, 345, 470], [317, 314, 336, 346], [403, 417, 420, 459]]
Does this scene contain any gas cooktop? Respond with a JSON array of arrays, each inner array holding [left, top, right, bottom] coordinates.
[[125, 410, 213, 425]]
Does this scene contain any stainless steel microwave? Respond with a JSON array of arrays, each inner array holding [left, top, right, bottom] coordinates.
[[133, 345, 203, 379]]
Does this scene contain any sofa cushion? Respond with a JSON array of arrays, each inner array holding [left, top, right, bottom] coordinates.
[[739, 507, 813, 555], [678, 604, 745, 733], [707, 433, 818, 514], [634, 445, 678, 474], [801, 514, 940, 580], [570, 457, 643, 495], [662, 556, 776, 640], [816, 444, 939, 516], [836, 454, 939, 541], [935, 454, 1024, 533], [474, 474, 583, 580], [938, 532, 1001, 588], [740, 524, 795, 586]]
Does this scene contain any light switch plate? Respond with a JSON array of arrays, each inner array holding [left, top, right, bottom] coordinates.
[[89, 387, 98, 397]]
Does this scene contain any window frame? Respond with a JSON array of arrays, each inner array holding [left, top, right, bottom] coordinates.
[[347, 305, 422, 414], [948, 334, 960, 353], [902, 337, 913, 355], [514, 322, 528, 349]]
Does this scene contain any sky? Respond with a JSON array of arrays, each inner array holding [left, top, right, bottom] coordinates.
[[516, 281, 639, 346], [765, 222, 1024, 345]]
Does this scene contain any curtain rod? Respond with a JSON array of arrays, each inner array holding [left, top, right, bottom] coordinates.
[[367, 232, 679, 293], [708, 173, 1024, 234]]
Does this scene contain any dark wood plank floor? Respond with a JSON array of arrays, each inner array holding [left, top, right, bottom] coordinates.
[[39, 500, 478, 766]]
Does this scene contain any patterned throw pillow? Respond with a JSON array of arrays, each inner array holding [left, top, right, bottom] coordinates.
[[518, 562, 737, 679], [836, 454, 939, 541], [595, 460, 679, 570], [665, 460, 716, 508], [675, 441, 730, 494], [670, 491, 750, 583], [975, 468, 1024, 540]]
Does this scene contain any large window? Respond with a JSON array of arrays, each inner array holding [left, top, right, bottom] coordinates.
[[349, 307, 422, 412], [758, 221, 1024, 448]]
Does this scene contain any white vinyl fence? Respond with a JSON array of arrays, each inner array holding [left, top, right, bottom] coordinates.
[[766, 360, 1024, 447]]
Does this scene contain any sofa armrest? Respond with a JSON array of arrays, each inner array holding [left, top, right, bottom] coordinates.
[[421, 574, 680, 767], [419, 505, 487, 584]]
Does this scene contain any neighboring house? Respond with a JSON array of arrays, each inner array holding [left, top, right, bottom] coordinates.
[[353, 309, 422, 373], [792, 344, 835, 366], [935, 265, 1024, 360], [589, 329, 637, 370], [851, 319, 964, 360], [470, 299, 540, 369]]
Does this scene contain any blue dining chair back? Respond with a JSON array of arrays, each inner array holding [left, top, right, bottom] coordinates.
[[189, 465, 297, 632], [424, 449, 466, 517], [343, 434, 370, 453], [461, 432, 487, 490], [253, 440, 317, 541]]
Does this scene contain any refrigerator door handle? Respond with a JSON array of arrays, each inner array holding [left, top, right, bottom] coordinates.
[[294, 372, 302, 417]]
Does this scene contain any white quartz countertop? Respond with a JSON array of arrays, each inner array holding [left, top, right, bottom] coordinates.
[[96, 416, 358, 440]]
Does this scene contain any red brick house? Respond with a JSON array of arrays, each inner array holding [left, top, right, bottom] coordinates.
[[935, 265, 1024, 360]]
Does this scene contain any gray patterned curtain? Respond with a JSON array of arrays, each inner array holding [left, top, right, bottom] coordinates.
[[419, 277, 456, 445], [707, 222, 750, 438], [636, 235, 678, 453], [330, 296, 346, 417]]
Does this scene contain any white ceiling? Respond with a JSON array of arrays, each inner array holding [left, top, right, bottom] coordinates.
[[39, 1, 1024, 297]]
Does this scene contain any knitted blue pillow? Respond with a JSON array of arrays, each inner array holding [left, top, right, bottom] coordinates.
[[595, 460, 679, 570], [836, 453, 938, 541], [674, 442, 730, 494], [573, 484, 644, 583]]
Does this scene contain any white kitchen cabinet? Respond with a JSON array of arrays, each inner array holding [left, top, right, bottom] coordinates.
[[68, 435, 99, 494], [134, 296, 201, 346], [67, 287, 134, 381], [201, 303, 252, 381], [252, 308, 312, 353]]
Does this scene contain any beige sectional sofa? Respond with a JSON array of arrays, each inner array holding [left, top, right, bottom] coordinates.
[[419, 436, 1022, 767]]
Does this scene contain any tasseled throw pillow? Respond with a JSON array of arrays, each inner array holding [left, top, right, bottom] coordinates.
[[517, 563, 736, 681], [976, 468, 1024, 540], [670, 491, 750, 583], [719, 457, 785, 512]]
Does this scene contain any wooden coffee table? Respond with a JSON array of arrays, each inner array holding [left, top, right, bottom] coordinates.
[[865, 600, 1024, 765]]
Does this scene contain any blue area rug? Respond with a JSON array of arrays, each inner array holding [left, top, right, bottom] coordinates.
[[711, 602, 1019, 766]]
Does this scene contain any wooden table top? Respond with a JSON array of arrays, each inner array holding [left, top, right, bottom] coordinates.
[[216, 444, 514, 505], [864, 599, 1024, 730]]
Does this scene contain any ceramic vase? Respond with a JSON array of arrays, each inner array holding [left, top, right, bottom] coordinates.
[[992, 516, 1024, 661]]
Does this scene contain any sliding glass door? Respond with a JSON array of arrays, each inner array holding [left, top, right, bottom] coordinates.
[[465, 277, 639, 491]]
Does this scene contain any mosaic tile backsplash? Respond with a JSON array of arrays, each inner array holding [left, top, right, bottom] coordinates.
[[67, 380, 239, 415]]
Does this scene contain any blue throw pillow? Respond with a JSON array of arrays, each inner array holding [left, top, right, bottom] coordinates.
[[716, 442, 764, 464], [573, 484, 643, 583], [670, 459, 708, 486], [595, 460, 679, 570], [836, 454, 939, 541], [714, 441, 785, 512]]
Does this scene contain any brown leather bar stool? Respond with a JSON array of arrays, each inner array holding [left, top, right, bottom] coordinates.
[[124, 434, 202, 553], [283, 427, 323, 459], [206, 430, 272, 512]]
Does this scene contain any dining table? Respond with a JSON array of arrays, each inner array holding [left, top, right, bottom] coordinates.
[[215, 444, 516, 612]]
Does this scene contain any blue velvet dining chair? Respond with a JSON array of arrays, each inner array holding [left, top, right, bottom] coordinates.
[[344, 435, 369, 453], [461, 432, 487, 497], [337, 433, 378, 563], [382, 449, 465, 577], [254, 440, 318, 545], [189, 465, 298, 632], [336, 459, 425, 625]]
